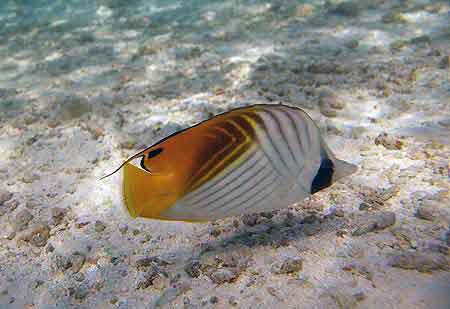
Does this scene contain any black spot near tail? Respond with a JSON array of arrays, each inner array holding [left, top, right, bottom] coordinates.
[[310, 158, 334, 194]]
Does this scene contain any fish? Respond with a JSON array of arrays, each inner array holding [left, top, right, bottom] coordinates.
[[102, 104, 357, 222]]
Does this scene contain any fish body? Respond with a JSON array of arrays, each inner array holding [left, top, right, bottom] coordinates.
[[107, 104, 357, 222]]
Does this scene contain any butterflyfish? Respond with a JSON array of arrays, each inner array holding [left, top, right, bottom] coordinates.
[[103, 104, 357, 222]]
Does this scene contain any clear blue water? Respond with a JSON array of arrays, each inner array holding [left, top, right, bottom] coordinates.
[[0, 1, 448, 116], [1, 0, 290, 92]]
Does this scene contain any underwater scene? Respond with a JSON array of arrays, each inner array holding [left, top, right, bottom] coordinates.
[[0, 0, 449, 307]]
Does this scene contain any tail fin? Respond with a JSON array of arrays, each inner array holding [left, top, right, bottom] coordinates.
[[333, 159, 358, 181], [122, 163, 178, 219]]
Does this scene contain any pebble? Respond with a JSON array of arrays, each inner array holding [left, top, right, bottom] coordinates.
[[69, 285, 88, 301], [391, 227, 417, 249], [110, 255, 121, 265], [46, 243, 55, 253], [118, 224, 128, 235], [47, 119, 60, 128], [334, 208, 345, 217], [303, 223, 321, 236], [228, 296, 239, 306], [55, 255, 73, 271], [359, 186, 399, 211], [184, 258, 201, 278], [138, 40, 167, 56], [120, 140, 136, 150], [330, 1, 361, 17], [154, 282, 191, 308], [342, 263, 373, 281], [382, 11, 408, 23], [135, 255, 171, 269], [209, 295, 219, 304], [14, 209, 34, 231], [320, 289, 357, 308], [242, 213, 261, 226], [94, 220, 106, 233], [348, 244, 366, 259], [308, 62, 345, 75], [152, 275, 170, 290], [352, 211, 396, 236], [345, 39, 359, 49], [358, 202, 371, 211], [136, 256, 173, 267], [354, 292, 368, 304], [30, 279, 44, 290], [202, 10, 216, 22], [50, 207, 66, 225], [132, 228, 141, 236], [210, 226, 221, 237], [70, 252, 86, 273], [25, 199, 40, 209], [174, 46, 202, 60], [416, 200, 441, 221], [427, 240, 450, 256], [73, 272, 86, 282], [75, 220, 90, 229], [439, 56, 450, 69], [302, 214, 319, 224], [135, 267, 160, 289], [53, 251, 86, 273], [20, 173, 40, 184], [0, 88, 17, 98], [430, 2, 450, 13], [374, 133, 403, 150], [0, 189, 13, 205], [273, 257, 303, 274], [6, 230, 16, 240], [295, 4, 314, 17], [54, 95, 92, 121], [200, 245, 252, 278], [0, 199, 18, 216], [320, 106, 337, 118], [85, 124, 105, 140], [389, 252, 449, 272], [318, 89, 345, 117], [209, 268, 238, 284], [135, 257, 155, 268], [410, 35, 431, 46], [17, 224, 50, 247], [390, 40, 409, 51]]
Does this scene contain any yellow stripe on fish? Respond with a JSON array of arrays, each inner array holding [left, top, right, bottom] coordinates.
[[103, 104, 357, 222]]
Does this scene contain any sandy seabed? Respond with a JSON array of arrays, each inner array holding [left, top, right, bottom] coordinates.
[[0, 0, 449, 308]]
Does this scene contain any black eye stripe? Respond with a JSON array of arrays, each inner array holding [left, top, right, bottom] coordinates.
[[139, 148, 164, 172], [140, 157, 150, 172], [147, 148, 163, 158]]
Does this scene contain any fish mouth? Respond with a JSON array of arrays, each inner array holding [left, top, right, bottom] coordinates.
[[121, 167, 138, 219]]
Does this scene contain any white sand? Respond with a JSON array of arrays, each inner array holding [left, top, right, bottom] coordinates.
[[0, 0, 449, 308]]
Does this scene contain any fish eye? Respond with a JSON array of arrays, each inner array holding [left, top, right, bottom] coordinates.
[[147, 148, 163, 159]]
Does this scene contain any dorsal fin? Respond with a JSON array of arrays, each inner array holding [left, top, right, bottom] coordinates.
[[100, 151, 146, 180]]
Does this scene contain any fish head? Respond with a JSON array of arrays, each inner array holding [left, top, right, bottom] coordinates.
[[121, 129, 212, 219]]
